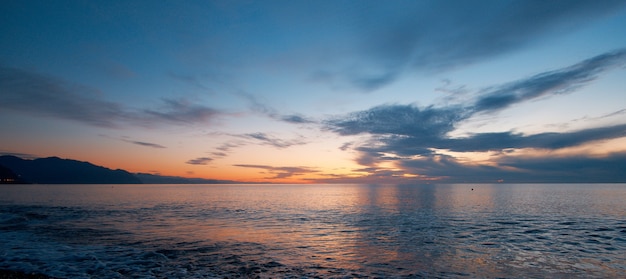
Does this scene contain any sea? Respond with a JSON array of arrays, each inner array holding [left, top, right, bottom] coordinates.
[[1, 183, 625, 278]]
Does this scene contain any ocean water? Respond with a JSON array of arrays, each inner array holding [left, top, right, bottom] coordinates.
[[1, 184, 625, 278]]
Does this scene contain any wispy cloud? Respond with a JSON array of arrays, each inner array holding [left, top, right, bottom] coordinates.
[[0, 66, 130, 127], [204, 133, 307, 161], [242, 132, 307, 149], [473, 49, 626, 113], [333, 0, 626, 91], [215, 142, 245, 153], [234, 164, 318, 179], [237, 91, 316, 124], [280, 114, 316, 124], [122, 140, 167, 149], [442, 124, 626, 152], [599, 108, 626, 119], [186, 157, 213, 165], [100, 134, 167, 149], [0, 151, 38, 160], [168, 72, 210, 91], [0, 67, 224, 128], [143, 98, 220, 125]]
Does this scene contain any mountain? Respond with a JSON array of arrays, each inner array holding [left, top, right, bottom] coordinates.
[[134, 173, 237, 184], [0, 155, 141, 184], [0, 164, 27, 184]]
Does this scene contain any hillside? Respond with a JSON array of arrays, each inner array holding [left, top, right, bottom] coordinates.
[[0, 164, 27, 184], [0, 155, 141, 184]]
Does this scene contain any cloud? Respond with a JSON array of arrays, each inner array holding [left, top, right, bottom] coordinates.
[[498, 152, 626, 182], [325, 51, 626, 154], [324, 49, 626, 141], [211, 151, 228, 158], [215, 142, 245, 152], [122, 140, 167, 149], [339, 142, 352, 151], [324, 51, 626, 182], [0, 151, 37, 160], [473, 49, 626, 112], [237, 91, 316, 124], [325, 104, 468, 138], [394, 153, 626, 183], [280, 114, 315, 124], [326, 0, 626, 91], [205, 133, 307, 161], [143, 98, 220, 124], [442, 124, 626, 152], [365, 123, 626, 159], [234, 164, 318, 179], [397, 154, 521, 183], [200, 140, 248, 160], [168, 72, 210, 91], [186, 157, 213, 165], [242, 132, 307, 149], [398, 152, 626, 183], [0, 67, 223, 128], [599, 109, 626, 119], [0, 66, 130, 127]]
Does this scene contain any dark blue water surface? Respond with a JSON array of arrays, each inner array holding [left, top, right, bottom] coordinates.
[[1, 184, 625, 278]]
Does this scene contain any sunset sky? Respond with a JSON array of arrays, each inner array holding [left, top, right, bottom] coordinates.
[[1, 0, 626, 183]]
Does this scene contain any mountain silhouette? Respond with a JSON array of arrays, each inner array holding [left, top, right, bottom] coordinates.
[[0, 155, 141, 184], [0, 163, 27, 184], [134, 173, 237, 184]]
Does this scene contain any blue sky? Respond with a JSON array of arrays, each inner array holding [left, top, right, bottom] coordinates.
[[1, 0, 626, 183]]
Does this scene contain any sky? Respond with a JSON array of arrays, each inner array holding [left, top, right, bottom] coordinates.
[[1, 0, 626, 183]]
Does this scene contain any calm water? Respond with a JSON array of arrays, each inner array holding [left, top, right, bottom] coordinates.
[[1, 184, 625, 278]]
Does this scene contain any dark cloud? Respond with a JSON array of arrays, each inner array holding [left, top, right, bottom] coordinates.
[[442, 124, 626, 152], [143, 98, 220, 124], [211, 152, 228, 158], [234, 164, 318, 179], [242, 132, 307, 149], [325, 51, 626, 154], [367, 123, 626, 158], [325, 50, 626, 140], [498, 152, 626, 182], [122, 140, 166, 149], [280, 114, 315, 124], [237, 91, 317, 124], [399, 152, 626, 183], [473, 49, 626, 112], [398, 154, 517, 183], [205, 141, 248, 160], [339, 142, 352, 151], [0, 67, 223, 128], [186, 157, 213, 165], [215, 142, 245, 152], [402, 153, 626, 183], [0, 66, 130, 127], [342, 0, 626, 91], [325, 104, 468, 138], [325, 51, 626, 182]]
